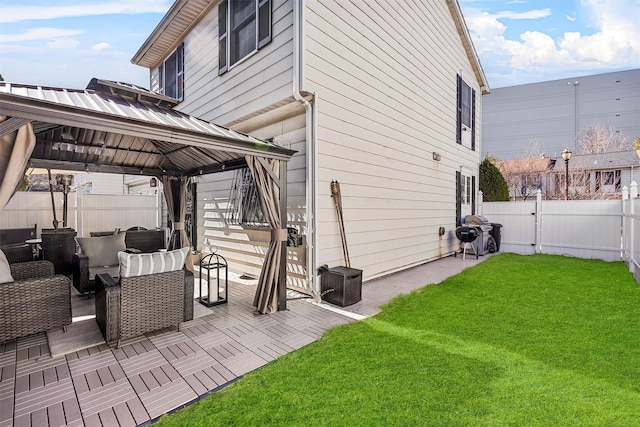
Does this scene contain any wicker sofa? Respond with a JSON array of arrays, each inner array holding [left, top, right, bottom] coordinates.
[[95, 269, 194, 346], [0, 260, 72, 342]]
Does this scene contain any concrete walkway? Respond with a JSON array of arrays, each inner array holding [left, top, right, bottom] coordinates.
[[316, 253, 489, 319]]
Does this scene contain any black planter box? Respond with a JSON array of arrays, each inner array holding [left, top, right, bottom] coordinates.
[[320, 266, 362, 307]]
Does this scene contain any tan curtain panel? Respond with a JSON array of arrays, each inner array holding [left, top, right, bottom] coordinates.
[[160, 175, 193, 271], [245, 155, 284, 314], [0, 116, 36, 209]]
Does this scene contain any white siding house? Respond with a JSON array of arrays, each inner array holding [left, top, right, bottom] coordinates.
[[132, 0, 488, 293]]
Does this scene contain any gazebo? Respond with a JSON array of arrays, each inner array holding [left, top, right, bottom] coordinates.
[[0, 78, 296, 314]]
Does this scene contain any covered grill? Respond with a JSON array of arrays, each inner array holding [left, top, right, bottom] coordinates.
[[463, 215, 495, 256]]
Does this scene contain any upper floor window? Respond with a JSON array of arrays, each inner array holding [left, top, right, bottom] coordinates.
[[218, 0, 272, 75], [456, 74, 475, 150], [156, 43, 184, 101]]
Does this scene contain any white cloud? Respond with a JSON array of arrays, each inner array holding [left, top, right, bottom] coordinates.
[[0, 1, 172, 23], [47, 38, 81, 49], [461, 1, 640, 86], [0, 28, 84, 43], [494, 9, 552, 20], [91, 42, 112, 52]]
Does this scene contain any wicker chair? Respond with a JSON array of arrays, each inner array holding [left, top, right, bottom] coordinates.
[[74, 229, 166, 295], [95, 269, 194, 347], [0, 260, 72, 343]]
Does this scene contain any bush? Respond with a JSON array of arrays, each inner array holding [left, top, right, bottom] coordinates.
[[479, 158, 509, 201]]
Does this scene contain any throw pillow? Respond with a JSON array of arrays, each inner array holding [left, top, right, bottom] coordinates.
[[76, 233, 126, 268], [118, 247, 189, 278], [0, 249, 15, 283]]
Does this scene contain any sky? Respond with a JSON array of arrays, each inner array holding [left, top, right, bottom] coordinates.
[[0, 0, 639, 91]]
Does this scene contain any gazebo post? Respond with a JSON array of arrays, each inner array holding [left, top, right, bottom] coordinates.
[[278, 159, 288, 311]]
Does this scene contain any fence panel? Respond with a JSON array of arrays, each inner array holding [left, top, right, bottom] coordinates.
[[540, 200, 621, 262], [76, 193, 159, 237], [481, 200, 537, 255], [0, 192, 77, 232], [0, 192, 159, 238]]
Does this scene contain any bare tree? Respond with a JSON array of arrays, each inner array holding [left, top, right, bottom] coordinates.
[[496, 140, 554, 201], [577, 124, 631, 154]]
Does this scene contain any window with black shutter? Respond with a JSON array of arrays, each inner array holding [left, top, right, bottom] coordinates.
[[456, 74, 476, 150], [156, 43, 184, 101], [218, 0, 272, 75]]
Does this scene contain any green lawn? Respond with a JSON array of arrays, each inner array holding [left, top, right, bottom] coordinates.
[[156, 254, 640, 426]]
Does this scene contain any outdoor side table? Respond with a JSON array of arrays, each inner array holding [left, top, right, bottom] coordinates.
[[198, 252, 228, 307], [25, 238, 42, 260]]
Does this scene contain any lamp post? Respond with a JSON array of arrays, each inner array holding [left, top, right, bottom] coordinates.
[[561, 149, 572, 200]]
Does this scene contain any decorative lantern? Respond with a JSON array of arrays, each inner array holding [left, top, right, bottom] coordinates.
[[198, 252, 228, 307]]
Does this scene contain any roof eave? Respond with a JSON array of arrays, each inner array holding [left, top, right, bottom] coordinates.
[[446, 0, 490, 95], [131, 0, 215, 69]]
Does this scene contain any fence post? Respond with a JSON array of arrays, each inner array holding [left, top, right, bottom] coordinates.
[[478, 190, 483, 216], [76, 190, 84, 237], [630, 182, 638, 278], [535, 189, 542, 254], [622, 186, 629, 263]]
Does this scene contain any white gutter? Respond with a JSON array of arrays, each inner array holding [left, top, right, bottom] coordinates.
[[293, 0, 319, 298]]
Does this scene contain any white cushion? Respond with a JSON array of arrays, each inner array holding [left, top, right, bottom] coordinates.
[[118, 247, 189, 278], [0, 250, 14, 283], [76, 234, 126, 268]]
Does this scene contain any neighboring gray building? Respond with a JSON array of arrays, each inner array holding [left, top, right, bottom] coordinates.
[[482, 69, 640, 160]]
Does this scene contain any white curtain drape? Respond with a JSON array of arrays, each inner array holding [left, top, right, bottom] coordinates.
[[245, 155, 286, 314], [0, 116, 36, 209], [161, 175, 193, 270]]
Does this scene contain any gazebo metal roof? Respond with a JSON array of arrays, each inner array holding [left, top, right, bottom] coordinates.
[[0, 78, 295, 177]]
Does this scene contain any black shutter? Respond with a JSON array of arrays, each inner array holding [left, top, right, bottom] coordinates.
[[177, 43, 184, 101], [471, 176, 476, 215], [456, 171, 462, 227], [471, 89, 476, 151], [218, 0, 228, 75], [258, 0, 272, 49], [456, 74, 462, 145]]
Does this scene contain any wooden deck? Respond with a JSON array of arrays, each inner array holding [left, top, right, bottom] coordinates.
[[0, 255, 485, 426]]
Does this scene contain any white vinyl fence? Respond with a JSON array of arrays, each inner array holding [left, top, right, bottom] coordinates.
[[622, 183, 640, 282], [481, 182, 639, 283], [0, 191, 162, 238]]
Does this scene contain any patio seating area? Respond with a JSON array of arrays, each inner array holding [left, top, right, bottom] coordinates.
[[0, 255, 486, 427]]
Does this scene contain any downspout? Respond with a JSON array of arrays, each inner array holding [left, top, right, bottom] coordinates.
[[293, 0, 319, 298]]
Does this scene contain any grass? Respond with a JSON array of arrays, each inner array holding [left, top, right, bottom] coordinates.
[[155, 254, 640, 426]]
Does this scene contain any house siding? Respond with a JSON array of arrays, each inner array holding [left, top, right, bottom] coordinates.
[[304, 0, 481, 279], [143, 0, 485, 288], [177, 0, 295, 125], [195, 112, 309, 291]]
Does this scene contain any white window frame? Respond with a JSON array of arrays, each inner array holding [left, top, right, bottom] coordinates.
[[462, 174, 472, 205]]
